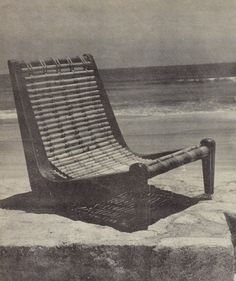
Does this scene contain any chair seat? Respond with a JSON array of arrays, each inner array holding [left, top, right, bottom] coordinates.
[[50, 141, 209, 179]]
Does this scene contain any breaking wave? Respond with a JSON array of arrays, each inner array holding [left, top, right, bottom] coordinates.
[[0, 109, 17, 120]]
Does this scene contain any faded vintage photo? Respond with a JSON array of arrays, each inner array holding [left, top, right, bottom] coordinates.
[[0, 1, 236, 280]]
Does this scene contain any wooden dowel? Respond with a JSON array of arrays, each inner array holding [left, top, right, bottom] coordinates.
[[51, 143, 120, 165], [54, 149, 132, 170], [47, 138, 117, 159], [53, 142, 121, 163], [200, 138, 215, 195], [33, 99, 101, 115], [30, 87, 99, 104], [69, 162, 130, 176], [44, 130, 113, 149], [148, 145, 202, 166], [40, 122, 111, 140], [34, 92, 100, 105], [46, 135, 115, 157], [29, 88, 99, 100], [147, 146, 209, 176], [40, 119, 109, 137], [26, 75, 96, 88], [70, 163, 129, 178], [49, 142, 120, 164], [24, 69, 94, 80], [35, 106, 105, 121], [27, 81, 97, 93], [21, 61, 90, 72], [53, 154, 136, 178], [129, 163, 150, 230], [42, 126, 112, 146], [37, 112, 106, 128]]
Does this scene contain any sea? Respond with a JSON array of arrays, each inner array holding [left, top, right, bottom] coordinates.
[[1, 62, 236, 119]]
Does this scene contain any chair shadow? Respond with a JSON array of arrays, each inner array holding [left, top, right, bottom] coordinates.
[[0, 185, 200, 232]]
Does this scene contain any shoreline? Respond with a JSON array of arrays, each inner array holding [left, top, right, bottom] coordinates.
[[1, 107, 236, 119]]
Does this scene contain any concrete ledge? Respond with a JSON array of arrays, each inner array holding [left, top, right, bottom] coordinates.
[[0, 238, 234, 281], [1, 171, 236, 281], [0, 197, 235, 281], [152, 238, 234, 281]]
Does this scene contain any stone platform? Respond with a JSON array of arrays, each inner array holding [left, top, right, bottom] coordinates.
[[0, 170, 235, 281]]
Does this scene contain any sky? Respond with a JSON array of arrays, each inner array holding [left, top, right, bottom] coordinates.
[[1, 0, 236, 73]]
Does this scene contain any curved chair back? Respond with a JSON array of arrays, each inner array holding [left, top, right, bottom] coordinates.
[[8, 55, 127, 182]]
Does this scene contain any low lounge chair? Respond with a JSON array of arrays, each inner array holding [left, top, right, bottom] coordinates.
[[8, 54, 215, 230]]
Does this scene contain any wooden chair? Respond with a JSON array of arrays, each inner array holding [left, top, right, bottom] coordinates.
[[8, 54, 215, 230]]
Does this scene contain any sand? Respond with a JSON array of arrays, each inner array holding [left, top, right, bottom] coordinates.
[[0, 111, 236, 280]]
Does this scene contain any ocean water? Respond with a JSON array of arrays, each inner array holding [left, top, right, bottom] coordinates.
[[1, 62, 236, 119]]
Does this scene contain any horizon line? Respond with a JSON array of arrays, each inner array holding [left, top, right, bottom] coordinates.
[[1, 59, 236, 75]]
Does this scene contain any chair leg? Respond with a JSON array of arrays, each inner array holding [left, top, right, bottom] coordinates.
[[200, 138, 216, 195], [129, 163, 150, 231]]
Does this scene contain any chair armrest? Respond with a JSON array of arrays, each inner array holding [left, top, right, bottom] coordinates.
[[130, 138, 215, 180], [146, 145, 209, 178]]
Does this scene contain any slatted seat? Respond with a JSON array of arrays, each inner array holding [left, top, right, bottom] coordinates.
[[8, 54, 215, 231]]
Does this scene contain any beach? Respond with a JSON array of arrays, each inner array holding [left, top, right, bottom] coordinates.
[[1, 65, 236, 200], [0, 72, 236, 280]]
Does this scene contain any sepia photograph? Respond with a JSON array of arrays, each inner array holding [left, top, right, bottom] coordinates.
[[0, 0, 236, 280]]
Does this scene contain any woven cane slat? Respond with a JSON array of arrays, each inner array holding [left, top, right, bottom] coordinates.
[[44, 132, 114, 153], [42, 128, 112, 150], [39, 118, 109, 136], [54, 148, 136, 170], [53, 145, 148, 178], [22, 61, 90, 73], [27, 80, 97, 93], [24, 70, 94, 81], [57, 149, 140, 171], [44, 130, 113, 150], [48, 139, 118, 162], [34, 106, 105, 120], [27, 75, 96, 88], [41, 123, 111, 141], [30, 90, 99, 105], [46, 135, 116, 158], [37, 112, 107, 127], [50, 143, 122, 165], [29, 88, 99, 101]]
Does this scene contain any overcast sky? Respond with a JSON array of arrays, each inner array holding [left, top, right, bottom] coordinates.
[[1, 0, 236, 73]]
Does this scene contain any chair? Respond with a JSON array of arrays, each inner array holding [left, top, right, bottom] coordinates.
[[8, 54, 215, 230]]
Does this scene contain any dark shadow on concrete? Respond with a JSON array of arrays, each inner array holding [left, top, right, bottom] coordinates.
[[0, 185, 200, 232]]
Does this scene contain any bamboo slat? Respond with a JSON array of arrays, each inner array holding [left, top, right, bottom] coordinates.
[[47, 138, 117, 160], [29, 87, 99, 104], [27, 81, 97, 93], [42, 126, 112, 146], [34, 106, 104, 120], [53, 148, 133, 170], [51, 144, 122, 167], [33, 98, 101, 115], [48, 140, 119, 163], [39, 117, 109, 136], [37, 112, 107, 127], [46, 135, 115, 158], [22, 61, 90, 72], [44, 130, 113, 151], [26, 75, 96, 88], [24, 69, 94, 81]]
